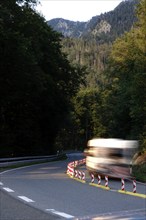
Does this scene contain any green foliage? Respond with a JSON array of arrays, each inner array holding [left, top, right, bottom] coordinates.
[[1, 0, 145, 156], [0, 0, 85, 157], [132, 164, 146, 182], [83, 0, 138, 43], [104, 0, 146, 146], [57, 0, 146, 152], [55, 87, 107, 150], [48, 0, 138, 44], [61, 37, 111, 99]]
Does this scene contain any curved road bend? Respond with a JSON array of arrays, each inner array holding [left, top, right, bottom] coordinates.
[[0, 153, 146, 219]]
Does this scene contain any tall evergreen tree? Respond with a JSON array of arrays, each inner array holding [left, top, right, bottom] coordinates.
[[0, 0, 86, 156], [104, 0, 146, 150]]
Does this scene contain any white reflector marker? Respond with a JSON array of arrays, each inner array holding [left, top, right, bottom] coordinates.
[[3, 187, 14, 192], [18, 196, 34, 202], [46, 209, 74, 219]]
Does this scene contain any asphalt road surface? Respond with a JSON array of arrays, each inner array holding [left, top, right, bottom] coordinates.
[[0, 190, 60, 220], [0, 153, 146, 219]]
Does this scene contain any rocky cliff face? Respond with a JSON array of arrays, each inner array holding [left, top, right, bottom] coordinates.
[[91, 20, 111, 35], [47, 0, 138, 42], [48, 18, 86, 37]]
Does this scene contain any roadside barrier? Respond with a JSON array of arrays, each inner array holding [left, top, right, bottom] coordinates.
[[98, 175, 101, 185], [67, 159, 85, 178], [90, 173, 108, 187], [67, 163, 74, 177], [67, 159, 139, 195], [78, 170, 82, 180], [74, 169, 78, 178], [105, 176, 108, 187], [121, 178, 125, 191], [91, 173, 94, 183], [0, 154, 66, 168], [82, 171, 85, 181], [133, 179, 136, 193]]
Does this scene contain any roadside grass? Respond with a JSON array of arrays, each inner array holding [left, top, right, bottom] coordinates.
[[132, 151, 146, 183], [132, 164, 146, 183]]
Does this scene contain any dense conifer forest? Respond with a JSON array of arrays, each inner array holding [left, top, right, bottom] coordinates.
[[0, 0, 86, 156], [0, 0, 145, 157], [50, 0, 146, 153]]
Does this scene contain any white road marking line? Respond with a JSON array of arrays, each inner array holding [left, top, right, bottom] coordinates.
[[18, 196, 35, 202], [3, 187, 14, 192], [0, 165, 35, 174], [0, 182, 3, 185], [0, 162, 54, 175], [46, 209, 74, 219]]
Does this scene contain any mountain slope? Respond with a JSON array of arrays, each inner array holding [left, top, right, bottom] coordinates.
[[47, 18, 86, 38], [47, 0, 139, 43]]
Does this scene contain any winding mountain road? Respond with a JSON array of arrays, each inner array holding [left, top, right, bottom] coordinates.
[[0, 153, 146, 219]]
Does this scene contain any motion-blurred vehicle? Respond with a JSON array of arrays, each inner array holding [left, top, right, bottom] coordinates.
[[84, 138, 138, 178]]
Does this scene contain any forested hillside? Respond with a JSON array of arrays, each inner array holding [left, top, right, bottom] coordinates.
[[54, 0, 146, 153], [49, 0, 139, 85], [0, 0, 145, 157], [0, 0, 86, 157], [48, 0, 138, 42]]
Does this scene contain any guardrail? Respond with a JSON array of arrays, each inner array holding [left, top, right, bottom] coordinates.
[[0, 153, 66, 168], [67, 159, 141, 195]]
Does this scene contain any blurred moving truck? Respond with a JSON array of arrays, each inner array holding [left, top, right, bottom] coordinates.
[[84, 138, 138, 178]]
